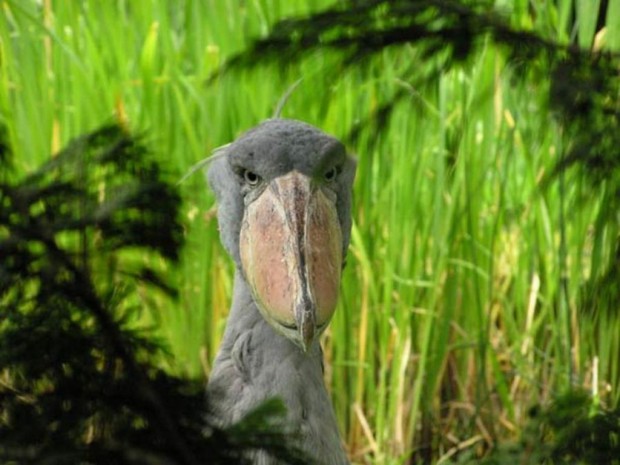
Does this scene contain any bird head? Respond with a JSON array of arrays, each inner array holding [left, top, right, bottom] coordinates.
[[207, 119, 356, 351]]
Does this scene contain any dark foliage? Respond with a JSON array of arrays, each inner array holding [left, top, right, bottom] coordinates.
[[220, 1, 499, 66], [550, 52, 620, 192], [0, 125, 307, 465], [454, 390, 620, 465]]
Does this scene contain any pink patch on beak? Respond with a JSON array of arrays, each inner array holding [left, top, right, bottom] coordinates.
[[239, 171, 342, 349]]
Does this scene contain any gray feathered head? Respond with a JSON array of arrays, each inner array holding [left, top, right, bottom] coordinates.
[[207, 118, 356, 350]]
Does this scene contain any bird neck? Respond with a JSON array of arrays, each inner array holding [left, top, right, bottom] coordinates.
[[208, 271, 349, 465], [218, 270, 324, 366]]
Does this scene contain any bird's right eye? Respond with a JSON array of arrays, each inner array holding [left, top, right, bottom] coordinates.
[[243, 169, 261, 186], [324, 165, 342, 183], [324, 167, 337, 182]]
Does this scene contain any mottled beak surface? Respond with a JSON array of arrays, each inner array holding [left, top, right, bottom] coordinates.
[[239, 171, 342, 351]]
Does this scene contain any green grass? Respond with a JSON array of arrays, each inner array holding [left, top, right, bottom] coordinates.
[[1, 1, 618, 463]]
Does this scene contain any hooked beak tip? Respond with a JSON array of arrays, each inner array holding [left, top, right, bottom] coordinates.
[[300, 324, 315, 352], [298, 304, 316, 352]]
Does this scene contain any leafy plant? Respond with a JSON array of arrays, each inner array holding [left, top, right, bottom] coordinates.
[[0, 125, 307, 464]]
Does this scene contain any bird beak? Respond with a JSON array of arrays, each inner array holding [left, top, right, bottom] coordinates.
[[239, 170, 343, 351]]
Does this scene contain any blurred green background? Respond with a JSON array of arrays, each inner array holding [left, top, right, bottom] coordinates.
[[1, 1, 618, 463]]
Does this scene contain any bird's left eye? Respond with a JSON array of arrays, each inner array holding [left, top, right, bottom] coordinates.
[[324, 167, 338, 182], [243, 169, 261, 186]]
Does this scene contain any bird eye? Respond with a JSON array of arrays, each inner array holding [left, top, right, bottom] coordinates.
[[243, 169, 261, 186], [324, 166, 338, 182]]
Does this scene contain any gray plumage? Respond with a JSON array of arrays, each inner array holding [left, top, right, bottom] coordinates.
[[206, 119, 355, 464]]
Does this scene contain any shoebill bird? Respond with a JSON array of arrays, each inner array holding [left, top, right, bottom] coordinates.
[[206, 118, 355, 464]]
